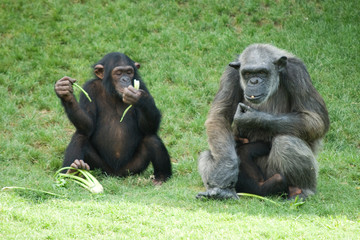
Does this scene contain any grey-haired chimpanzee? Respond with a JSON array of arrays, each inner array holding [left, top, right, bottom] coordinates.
[[197, 44, 329, 200], [54, 52, 172, 184]]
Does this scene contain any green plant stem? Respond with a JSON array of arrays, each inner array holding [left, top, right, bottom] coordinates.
[[120, 105, 132, 122], [55, 167, 103, 194], [73, 82, 92, 102], [120, 79, 139, 122], [237, 193, 280, 206], [1, 186, 63, 197]]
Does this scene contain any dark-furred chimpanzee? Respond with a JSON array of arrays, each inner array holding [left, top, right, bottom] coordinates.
[[54, 52, 172, 184], [235, 138, 288, 197], [197, 44, 329, 200]]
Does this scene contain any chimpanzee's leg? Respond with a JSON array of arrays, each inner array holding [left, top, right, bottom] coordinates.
[[265, 135, 318, 199], [236, 141, 268, 194], [62, 132, 113, 174], [235, 141, 288, 196], [63, 132, 86, 168], [117, 135, 172, 183]]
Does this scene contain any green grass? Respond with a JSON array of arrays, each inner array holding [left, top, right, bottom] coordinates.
[[0, 0, 359, 239]]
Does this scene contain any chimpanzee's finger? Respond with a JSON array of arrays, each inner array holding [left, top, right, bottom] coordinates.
[[239, 103, 254, 112]]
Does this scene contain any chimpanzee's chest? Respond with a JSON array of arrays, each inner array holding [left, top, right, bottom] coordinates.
[[90, 100, 142, 160]]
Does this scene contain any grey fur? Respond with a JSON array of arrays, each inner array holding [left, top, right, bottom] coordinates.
[[197, 44, 329, 200]]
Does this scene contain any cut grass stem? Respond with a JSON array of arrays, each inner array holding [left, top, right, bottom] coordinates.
[[54, 167, 104, 194], [1, 186, 63, 197], [120, 105, 132, 122], [73, 82, 92, 102], [237, 192, 280, 205], [120, 80, 140, 122]]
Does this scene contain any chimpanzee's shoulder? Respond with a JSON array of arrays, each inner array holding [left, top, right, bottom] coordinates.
[[82, 79, 103, 93]]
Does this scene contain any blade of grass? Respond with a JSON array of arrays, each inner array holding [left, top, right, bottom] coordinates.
[[289, 195, 306, 209]]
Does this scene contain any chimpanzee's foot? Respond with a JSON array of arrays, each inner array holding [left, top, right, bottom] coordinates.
[[152, 179, 164, 186], [196, 187, 239, 200], [288, 186, 307, 201], [150, 174, 171, 186]]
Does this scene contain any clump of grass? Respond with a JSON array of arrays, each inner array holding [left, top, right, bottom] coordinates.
[[289, 195, 306, 209], [55, 167, 103, 194], [73, 82, 92, 102], [120, 79, 140, 122]]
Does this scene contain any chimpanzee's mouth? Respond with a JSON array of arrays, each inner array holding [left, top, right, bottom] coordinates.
[[244, 94, 264, 103]]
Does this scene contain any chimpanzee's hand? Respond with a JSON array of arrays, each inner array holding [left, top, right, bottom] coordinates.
[[55, 76, 76, 102], [122, 85, 143, 105], [66, 159, 90, 174], [233, 103, 262, 126], [196, 187, 239, 200], [238, 103, 255, 113]]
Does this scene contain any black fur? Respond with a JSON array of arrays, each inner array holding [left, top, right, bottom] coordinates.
[[57, 52, 172, 182]]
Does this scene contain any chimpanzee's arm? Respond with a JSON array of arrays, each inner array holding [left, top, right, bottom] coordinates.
[[134, 92, 161, 135], [206, 66, 241, 164], [233, 105, 327, 142], [55, 77, 96, 136], [62, 94, 95, 136], [196, 66, 242, 199]]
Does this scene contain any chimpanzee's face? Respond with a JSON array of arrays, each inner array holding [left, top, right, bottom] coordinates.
[[111, 65, 135, 95]]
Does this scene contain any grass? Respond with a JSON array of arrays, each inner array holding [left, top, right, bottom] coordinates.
[[0, 0, 359, 239]]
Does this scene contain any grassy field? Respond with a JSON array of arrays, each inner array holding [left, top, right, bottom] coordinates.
[[0, 0, 359, 239]]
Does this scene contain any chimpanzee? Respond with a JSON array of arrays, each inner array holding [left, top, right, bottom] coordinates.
[[54, 52, 172, 184], [197, 44, 329, 200], [235, 139, 287, 197]]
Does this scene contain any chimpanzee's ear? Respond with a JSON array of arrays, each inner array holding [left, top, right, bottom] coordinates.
[[274, 56, 287, 72], [229, 61, 241, 69], [135, 62, 141, 69], [94, 64, 104, 79]]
